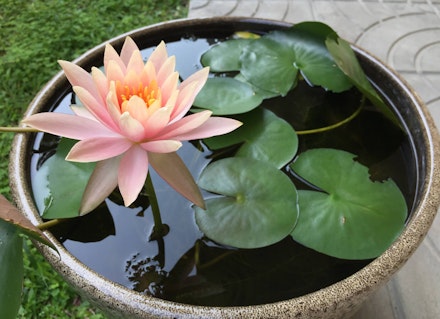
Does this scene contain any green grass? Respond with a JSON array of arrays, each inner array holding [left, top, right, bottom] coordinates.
[[0, 1, 188, 317]]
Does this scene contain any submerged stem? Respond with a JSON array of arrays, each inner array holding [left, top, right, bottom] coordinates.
[[0, 126, 40, 133], [145, 173, 169, 240], [37, 219, 63, 231], [296, 98, 365, 135]]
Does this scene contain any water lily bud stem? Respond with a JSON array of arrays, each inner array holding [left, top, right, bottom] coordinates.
[[0, 126, 40, 133], [37, 218, 63, 231], [145, 173, 169, 240]]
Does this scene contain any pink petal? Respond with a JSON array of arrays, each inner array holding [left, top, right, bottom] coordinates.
[[157, 56, 176, 87], [126, 50, 145, 74], [142, 106, 173, 138], [106, 60, 125, 84], [140, 61, 156, 88], [160, 72, 179, 104], [179, 66, 209, 92], [148, 41, 168, 73], [157, 110, 212, 140], [22, 113, 117, 140], [140, 140, 182, 153], [118, 146, 149, 206], [167, 117, 243, 141], [104, 43, 126, 74], [73, 86, 119, 131], [124, 70, 141, 93], [80, 158, 119, 215], [118, 110, 145, 142], [106, 83, 123, 125], [120, 37, 140, 65], [91, 67, 109, 102], [149, 152, 205, 208], [125, 94, 149, 124], [170, 82, 198, 122], [58, 60, 99, 98], [66, 137, 132, 162], [70, 105, 95, 120], [171, 67, 209, 120]]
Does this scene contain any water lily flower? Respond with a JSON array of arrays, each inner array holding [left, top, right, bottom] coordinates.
[[23, 37, 242, 215]]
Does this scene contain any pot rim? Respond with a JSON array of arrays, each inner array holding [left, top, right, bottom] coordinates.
[[9, 16, 440, 318]]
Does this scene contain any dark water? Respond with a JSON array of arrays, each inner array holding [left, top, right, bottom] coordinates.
[[30, 37, 416, 306]]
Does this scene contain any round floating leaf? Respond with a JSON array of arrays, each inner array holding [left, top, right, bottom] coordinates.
[[204, 108, 298, 168], [41, 138, 96, 219], [193, 77, 263, 115], [290, 148, 407, 260], [195, 158, 299, 249], [0, 219, 23, 319], [234, 73, 280, 100], [201, 38, 253, 72], [266, 22, 352, 92], [240, 37, 298, 96]]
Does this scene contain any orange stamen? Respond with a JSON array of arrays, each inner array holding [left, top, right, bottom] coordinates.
[[116, 80, 161, 113]]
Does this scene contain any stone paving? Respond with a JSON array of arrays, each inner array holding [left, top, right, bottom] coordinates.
[[188, 1, 440, 318]]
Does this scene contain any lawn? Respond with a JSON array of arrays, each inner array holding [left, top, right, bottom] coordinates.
[[0, 1, 188, 317]]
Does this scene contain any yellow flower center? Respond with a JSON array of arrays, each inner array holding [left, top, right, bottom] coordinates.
[[116, 80, 161, 113]]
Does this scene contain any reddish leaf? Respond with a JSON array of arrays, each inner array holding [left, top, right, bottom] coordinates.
[[0, 195, 56, 250]]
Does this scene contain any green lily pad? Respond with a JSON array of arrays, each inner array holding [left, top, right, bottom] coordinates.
[[41, 138, 96, 219], [240, 37, 298, 96], [0, 219, 23, 319], [290, 148, 407, 260], [195, 158, 299, 249], [201, 38, 253, 72], [204, 108, 298, 168], [234, 73, 280, 100], [266, 22, 352, 93], [192, 77, 263, 115], [325, 36, 401, 128]]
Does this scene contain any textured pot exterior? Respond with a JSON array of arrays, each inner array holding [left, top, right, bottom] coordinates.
[[9, 17, 440, 319]]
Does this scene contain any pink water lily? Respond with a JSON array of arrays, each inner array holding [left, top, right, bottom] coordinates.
[[23, 37, 241, 214]]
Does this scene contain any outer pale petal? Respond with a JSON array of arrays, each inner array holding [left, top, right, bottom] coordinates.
[[73, 86, 119, 131], [157, 110, 212, 140], [149, 152, 205, 209], [119, 110, 146, 142], [120, 37, 140, 66], [80, 157, 120, 215], [66, 137, 132, 162], [118, 146, 149, 207], [22, 113, 117, 140], [140, 140, 182, 153], [165, 117, 242, 141], [70, 105, 95, 120], [58, 60, 100, 98]]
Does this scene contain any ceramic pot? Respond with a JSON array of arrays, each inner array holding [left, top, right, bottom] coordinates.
[[9, 17, 440, 319]]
